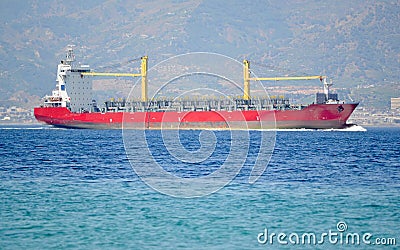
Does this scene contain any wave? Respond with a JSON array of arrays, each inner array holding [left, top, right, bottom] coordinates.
[[254, 125, 367, 132], [321, 125, 367, 132], [0, 125, 367, 131], [0, 125, 65, 130]]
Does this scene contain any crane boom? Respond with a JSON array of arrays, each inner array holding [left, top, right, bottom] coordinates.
[[81, 56, 148, 102], [81, 72, 141, 77], [249, 75, 326, 81], [243, 59, 326, 100]]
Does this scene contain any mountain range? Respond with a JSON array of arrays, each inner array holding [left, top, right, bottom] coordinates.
[[0, 0, 399, 109]]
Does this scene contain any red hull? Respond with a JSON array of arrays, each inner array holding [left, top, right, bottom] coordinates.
[[34, 103, 358, 129]]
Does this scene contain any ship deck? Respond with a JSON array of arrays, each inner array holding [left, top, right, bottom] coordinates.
[[101, 97, 310, 113]]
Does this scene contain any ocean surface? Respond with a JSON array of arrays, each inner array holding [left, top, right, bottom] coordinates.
[[0, 125, 399, 249]]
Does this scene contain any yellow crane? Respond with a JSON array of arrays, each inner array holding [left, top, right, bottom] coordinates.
[[243, 59, 326, 100], [81, 56, 148, 102]]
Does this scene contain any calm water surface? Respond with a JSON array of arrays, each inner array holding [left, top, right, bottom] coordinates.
[[0, 126, 399, 249]]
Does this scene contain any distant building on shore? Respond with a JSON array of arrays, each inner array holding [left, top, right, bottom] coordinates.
[[391, 98, 400, 110]]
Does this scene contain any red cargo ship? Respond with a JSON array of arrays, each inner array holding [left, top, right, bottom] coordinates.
[[34, 47, 358, 129]]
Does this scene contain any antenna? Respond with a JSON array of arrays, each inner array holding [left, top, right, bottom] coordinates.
[[65, 45, 76, 66], [323, 78, 333, 100]]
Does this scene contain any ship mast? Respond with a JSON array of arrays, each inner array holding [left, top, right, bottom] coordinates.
[[323, 78, 333, 101], [65, 45, 75, 66]]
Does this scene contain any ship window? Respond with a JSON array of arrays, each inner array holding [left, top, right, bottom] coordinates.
[[61, 85, 65, 91]]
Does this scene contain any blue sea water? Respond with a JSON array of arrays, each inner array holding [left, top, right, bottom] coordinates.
[[0, 125, 399, 249]]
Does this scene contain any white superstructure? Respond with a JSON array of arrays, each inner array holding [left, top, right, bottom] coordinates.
[[43, 46, 93, 112]]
